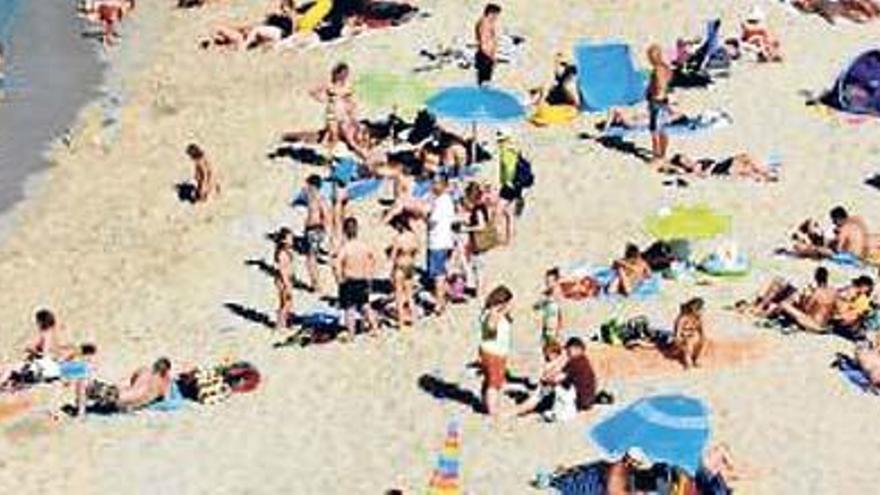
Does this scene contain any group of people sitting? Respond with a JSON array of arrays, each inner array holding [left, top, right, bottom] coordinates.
[[788, 206, 880, 264], [0, 309, 175, 417], [791, 0, 880, 24], [738, 266, 875, 337], [199, 0, 420, 50]]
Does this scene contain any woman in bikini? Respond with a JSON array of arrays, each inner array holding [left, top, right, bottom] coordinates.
[[673, 297, 706, 369], [387, 214, 419, 328], [201, 0, 298, 50], [310, 63, 369, 160]]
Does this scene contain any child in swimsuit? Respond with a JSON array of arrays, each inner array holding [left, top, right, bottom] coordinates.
[[535, 267, 563, 344]]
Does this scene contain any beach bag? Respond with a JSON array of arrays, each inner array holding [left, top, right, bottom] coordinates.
[[600, 319, 625, 346], [622, 316, 650, 345], [513, 154, 535, 190], [182, 367, 231, 405], [32, 357, 61, 382], [221, 362, 261, 394], [643, 241, 675, 271], [472, 224, 500, 253], [86, 381, 120, 409]]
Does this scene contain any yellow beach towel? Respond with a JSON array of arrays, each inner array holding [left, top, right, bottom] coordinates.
[[298, 0, 332, 32], [530, 103, 578, 126]]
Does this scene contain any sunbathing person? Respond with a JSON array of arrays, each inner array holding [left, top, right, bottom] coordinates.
[[201, 0, 304, 50], [673, 298, 706, 369], [738, 7, 782, 62], [792, 206, 878, 261], [114, 357, 174, 411], [775, 268, 839, 333], [665, 153, 778, 182], [309, 63, 371, 160], [741, 267, 833, 314], [793, 0, 879, 23], [0, 310, 75, 389], [611, 243, 652, 296], [532, 53, 580, 108], [831, 275, 875, 335]]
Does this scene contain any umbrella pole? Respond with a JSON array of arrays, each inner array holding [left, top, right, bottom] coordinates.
[[471, 121, 478, 167]]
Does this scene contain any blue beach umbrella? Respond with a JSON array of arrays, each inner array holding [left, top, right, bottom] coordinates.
[[589, 394, 710, 474], [426, 85, 526, 161]]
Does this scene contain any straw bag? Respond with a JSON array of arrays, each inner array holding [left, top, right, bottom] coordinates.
[[472, 224, 500, 254]]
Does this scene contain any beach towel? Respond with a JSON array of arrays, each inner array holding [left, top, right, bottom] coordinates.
[[567, 264, 662, 301], [293, 177, 382, 206], [575, 42, 648, 112], [146, 382, 186, 412], [547, 463, 606, 495], [835, 355, 878, 394], [601, 110, 732, 138], [530, 104, 579, 126], [297, 0, 333, 32]]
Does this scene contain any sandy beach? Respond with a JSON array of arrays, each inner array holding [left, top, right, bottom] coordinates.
[[1, 0, 880, 493]]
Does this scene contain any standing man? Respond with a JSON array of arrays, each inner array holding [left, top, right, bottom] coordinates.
[[274, 227, 295, 331], [426, 176, 457, 316], [474, 4, 502, 86], [303, 174, 331, 293], [334, 217, 379, 339], [646, 44, 672, 169]]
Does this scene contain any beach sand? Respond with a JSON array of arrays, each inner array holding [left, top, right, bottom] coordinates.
[[1, 0, 880, 493]]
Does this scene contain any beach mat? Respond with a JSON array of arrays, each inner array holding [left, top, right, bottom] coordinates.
[[600, 110, 732, 138], [575, 42, 647, 112]]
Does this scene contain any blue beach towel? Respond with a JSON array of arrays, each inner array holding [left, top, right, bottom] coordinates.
[[293, 177, 383, 206], [583, 266, 661, 301], [548, 463, 606, 495], [831, 251, 863, 267], [146, 382, 186, 412], [837, 355, 878, 394], [59, 361, 90, 381], [575, 42, 648, 112]]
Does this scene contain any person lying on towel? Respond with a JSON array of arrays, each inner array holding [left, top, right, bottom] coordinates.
[[790, 206, 880, 263], [86, 357, 174, 412], [737, 267, 838, 333], [661, 153, 778, 182]]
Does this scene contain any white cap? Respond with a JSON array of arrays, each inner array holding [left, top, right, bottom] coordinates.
[[496, 128, 513, 142], [625, 447, 654, 468], [746, 5, 766, 23]]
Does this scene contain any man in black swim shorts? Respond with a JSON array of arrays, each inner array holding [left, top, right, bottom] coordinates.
[[474, 4, 501, 85]]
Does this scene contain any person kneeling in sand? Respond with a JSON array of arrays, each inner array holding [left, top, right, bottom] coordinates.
[[673, 298, 706, 369], [611, 243, 652, 296]]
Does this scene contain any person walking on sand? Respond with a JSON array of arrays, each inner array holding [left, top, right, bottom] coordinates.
[[303, 174, 331, 293], [478, 285, 514, 417], [274, 227, 296, 331], [425, 175, 457, 316], [186, 143, 220, 203], [673, 297, 706, 369], [387, 214, 419, 328], [646, 44, 672, 169], [334, 217, 379, 340], [474, 3, 501, 86]]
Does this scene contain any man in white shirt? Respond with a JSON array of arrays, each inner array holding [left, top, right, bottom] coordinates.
[[426, 175, 456, 315]]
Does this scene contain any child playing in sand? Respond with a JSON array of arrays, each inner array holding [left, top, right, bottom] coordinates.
[[534, 267, 563, 344], [186, 143, 220, 203], [673, 297, 706, 369]]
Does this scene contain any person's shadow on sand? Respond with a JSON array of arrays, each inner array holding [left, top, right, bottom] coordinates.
[[579, 132, 653, 163], [223, 302, 274, 328], [417, 374, 483, 413]]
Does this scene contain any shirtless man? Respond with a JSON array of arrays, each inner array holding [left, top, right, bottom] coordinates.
[[115, 357, 173, 411], [334, 217, 379, 338], [304, 175, 331, 293], [646, 44, 673, 169], [0, 309, 73, 387], [776, 267, 838, 333], [274, 227, 295, 331], [474, 4, 501, 86], [186, 143, 220, 203], [793, 207, 874, 260], [387, 214, 420, 328], [611, 244, 652, 296]]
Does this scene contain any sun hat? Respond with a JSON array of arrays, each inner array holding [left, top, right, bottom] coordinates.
[[746, 5, 766, 23]]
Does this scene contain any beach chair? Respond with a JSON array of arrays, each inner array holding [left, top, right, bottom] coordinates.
[[673, 19, 729, 88], [575, 42, 648, 112]]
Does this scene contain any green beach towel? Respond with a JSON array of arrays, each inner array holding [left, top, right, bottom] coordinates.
[[645, 204, 730, 240], [354, 71, 432, 117]]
